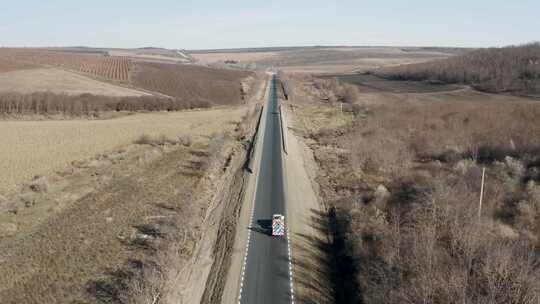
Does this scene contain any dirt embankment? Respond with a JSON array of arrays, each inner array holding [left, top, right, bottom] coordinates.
[[198, 73, 269, 304], [282, 103, 334, 304]]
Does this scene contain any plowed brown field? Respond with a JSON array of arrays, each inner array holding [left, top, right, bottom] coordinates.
[[0, 48, 132, 81]]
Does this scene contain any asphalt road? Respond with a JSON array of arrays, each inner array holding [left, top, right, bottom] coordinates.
[[239, 74, 292, 303]]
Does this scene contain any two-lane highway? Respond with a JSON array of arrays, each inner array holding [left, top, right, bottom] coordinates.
[[239, 74, 293, 303]]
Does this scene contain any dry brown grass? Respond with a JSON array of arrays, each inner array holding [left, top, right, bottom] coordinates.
[[131, 62, 251, 104], [0, 68, 148, 96], [0, 101, 260, 304], [286, 73, 540, 303], [0, 139, 218, 304], [108, 49, 190, 63], [261, 47, 459, 74], [190, 51, 277, 63], [0, 56, 37, 73], [0, 107, 246, 195], [191, 47, 459, 73]]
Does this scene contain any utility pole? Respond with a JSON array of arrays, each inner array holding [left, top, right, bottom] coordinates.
[[478, 167, 486, 219]]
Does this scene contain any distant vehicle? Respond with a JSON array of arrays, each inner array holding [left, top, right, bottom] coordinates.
[[272, 214, 285, 236]]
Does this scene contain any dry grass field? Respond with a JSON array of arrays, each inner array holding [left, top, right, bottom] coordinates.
[[108, 48, 192, 63], [0, 102, 260, 304], [0, 107, 245, 195], [190, 51, 278, 63], [0, 56, 38, 73], [131, 62, 251, 103], [274, 58, 432, 74], [0, 68, 148, 96], [191, 46, 464, 73], [284, 74, 540, 303]]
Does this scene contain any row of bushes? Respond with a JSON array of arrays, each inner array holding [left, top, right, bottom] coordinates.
[[0, 91, 212, 116], [377, 43, 540, 94]]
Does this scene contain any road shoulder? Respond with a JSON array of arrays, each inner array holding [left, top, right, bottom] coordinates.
[[283, 102, 334, 303]]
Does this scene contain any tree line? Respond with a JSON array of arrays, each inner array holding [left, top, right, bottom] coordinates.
[[377, 43, 540, 94], [0, 92, 212, 116]]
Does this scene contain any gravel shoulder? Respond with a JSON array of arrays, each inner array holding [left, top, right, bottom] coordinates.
[[283, 102, 333, 303]]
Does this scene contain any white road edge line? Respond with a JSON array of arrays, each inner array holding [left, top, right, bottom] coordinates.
[[286, 227, 295, 304], [237, 83, 269, 303]]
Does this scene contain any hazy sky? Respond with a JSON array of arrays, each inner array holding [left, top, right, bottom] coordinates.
[[0, 0, 538, 49]]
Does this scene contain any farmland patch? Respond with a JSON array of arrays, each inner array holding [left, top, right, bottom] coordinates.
[[0, 68, 148, 96], [0, 107, 246, 194]]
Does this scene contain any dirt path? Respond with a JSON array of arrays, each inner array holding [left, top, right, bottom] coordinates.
[[282, 102, 334, 304], [171, 138, 252, 304]]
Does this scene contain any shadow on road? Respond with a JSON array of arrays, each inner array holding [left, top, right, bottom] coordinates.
[[248, 219, 273, 236], [280, 208, 362, 304]]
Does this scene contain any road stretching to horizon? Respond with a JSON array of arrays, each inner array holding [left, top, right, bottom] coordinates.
[[239, 74, 293, 303]]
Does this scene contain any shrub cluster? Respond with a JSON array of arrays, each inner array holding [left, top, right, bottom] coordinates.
[[312, 78, 359, 103], [298, 73, 540, 303]]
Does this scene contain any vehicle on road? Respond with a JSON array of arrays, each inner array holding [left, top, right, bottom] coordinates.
[[272, 214, 285, 236]]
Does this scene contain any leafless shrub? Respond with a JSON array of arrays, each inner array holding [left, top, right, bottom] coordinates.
[[134, 134, 180, 147], [134, 134, 153, 145], [332, 172, 540, 304], [304, 76, 540, 303], [29, 175, 49, 193], [311, 77, 360, 103], [177, 135, 192, 147], [156, 135, 177, 146], [339, 84, 359, 103]]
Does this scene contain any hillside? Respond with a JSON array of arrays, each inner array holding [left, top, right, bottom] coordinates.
[[0, 48, 254, 116], [377, 43, 540, 95], [131, 62, 251, 104], [0, 68, 148, 97], [190, 46, 462, 74]]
